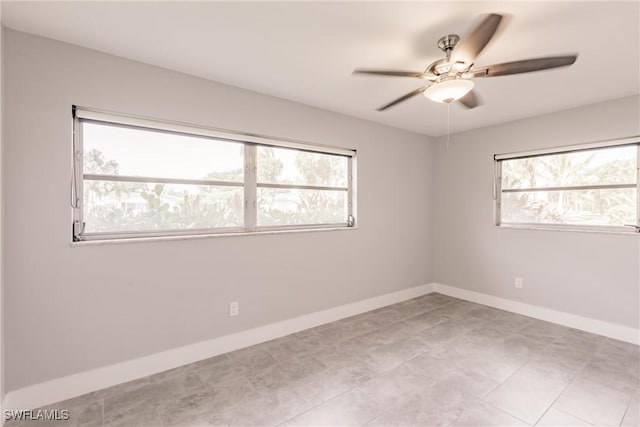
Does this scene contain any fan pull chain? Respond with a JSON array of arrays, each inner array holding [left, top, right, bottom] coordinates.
[[446, 102, 451, 149]]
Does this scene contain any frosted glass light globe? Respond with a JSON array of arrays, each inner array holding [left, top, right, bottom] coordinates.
[[424, 79, 474, 103]]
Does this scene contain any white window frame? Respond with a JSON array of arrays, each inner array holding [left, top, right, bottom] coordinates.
[[72, 107, 356, 242], [494, 137, 640, 233]]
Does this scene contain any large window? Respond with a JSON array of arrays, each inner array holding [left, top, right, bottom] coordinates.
[[495, 138, 639, 232], [72, 108, 355, 241]]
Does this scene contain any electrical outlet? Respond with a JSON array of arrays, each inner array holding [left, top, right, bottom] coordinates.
[[229, 301, 239, 317], [514, 277, 524, 289]]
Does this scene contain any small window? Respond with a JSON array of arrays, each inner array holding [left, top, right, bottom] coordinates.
[[495, 139, 639, 232], [72, 108, 355, 241]]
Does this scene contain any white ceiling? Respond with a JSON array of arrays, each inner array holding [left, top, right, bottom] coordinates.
[[2, 1, 639, 137]]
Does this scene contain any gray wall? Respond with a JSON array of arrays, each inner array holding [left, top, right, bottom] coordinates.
[[433, 95, 640, 329], [1, 20, 4, 402], [3, 29, 434, 392]]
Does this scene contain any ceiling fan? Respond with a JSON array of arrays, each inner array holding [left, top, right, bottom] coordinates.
[[353, 14, 578, 111]]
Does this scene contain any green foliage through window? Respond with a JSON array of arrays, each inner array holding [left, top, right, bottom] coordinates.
[[75, 118, 353, 239], [499, 144, 638, 227]]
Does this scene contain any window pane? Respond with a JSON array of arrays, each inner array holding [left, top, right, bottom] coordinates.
[[502, 145, 637, 189], [83, 180, 243, 233], [501, 188, 637, 226], [82, 122, 244, 182], [257, 146, 348, 187], [257, 188, 347, 226]]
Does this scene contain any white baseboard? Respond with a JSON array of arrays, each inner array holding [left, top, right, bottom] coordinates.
[[433, 283, 640, 345], [4, 283, 435, 412]]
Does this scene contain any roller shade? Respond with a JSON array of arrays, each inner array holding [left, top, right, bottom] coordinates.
[[494, 136, 639, 161], [74, 106, 356, 158]]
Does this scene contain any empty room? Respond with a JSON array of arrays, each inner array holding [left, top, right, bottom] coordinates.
[[0, 1, 639, 426]]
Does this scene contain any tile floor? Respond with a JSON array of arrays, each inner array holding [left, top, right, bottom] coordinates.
[[8, 293, 640, 426]]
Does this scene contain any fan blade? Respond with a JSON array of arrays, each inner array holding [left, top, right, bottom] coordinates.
[[377, 86, 428, 111], [471, 55, 577, 77], [458, 90, 480, 109], [353, 69, 425, 78], [451, 14, 503, 66]]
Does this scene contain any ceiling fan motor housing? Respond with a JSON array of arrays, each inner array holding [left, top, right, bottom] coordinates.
[[437, 34, 460, 54], [425, 34, 463, 76]]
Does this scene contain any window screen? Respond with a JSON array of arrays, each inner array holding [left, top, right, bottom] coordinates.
[[72, 108, 355, 241], [496, 140, 639, 231]]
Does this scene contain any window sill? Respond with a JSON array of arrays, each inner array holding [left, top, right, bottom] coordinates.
[[71, 226, 358, 247], [496, 224, 639, 236]]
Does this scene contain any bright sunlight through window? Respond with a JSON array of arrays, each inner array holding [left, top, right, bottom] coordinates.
[[72, 108, 355, 241], [496, 140, 639, 232]]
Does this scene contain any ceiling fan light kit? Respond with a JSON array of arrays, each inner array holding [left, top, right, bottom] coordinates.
[[353, 13, 578, 111], [424, 78, 474, 103]]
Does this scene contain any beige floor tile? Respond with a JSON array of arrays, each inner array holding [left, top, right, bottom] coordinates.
[[451, 399, 528, 426], [536, 408, 593, 426], [554, 376, 635, 426], [281, 388, 380, 426]]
